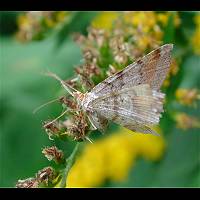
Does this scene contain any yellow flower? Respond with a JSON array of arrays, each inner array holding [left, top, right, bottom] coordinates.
[[174, 13, 181, 27], [56, 11, 68, 22], [175, 88, 200, 107], [91, 12, 120, 30], [192, 27, 200, 55], [124, 12, 156, 29], [194, 14, 200, 27], [17, 15, 30, 29], [124, 127, 165, 161], [191, 14, 200, 55], [163, 59, 179, 88], [101, 133, 137, 182], [175, 113, 200, 130], [44, 18, 56, 28], [157, 12, 181, 27], [66, 126, 165, 187], [153, 25, 163, 41], [137, 35, 152, 51], [157, 13, 169, 26], [67, 142, 106, 187]]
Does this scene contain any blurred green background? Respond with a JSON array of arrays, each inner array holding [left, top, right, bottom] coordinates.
[[0, 11, 200, 187]]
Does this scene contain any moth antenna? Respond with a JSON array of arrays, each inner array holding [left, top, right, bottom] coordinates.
[[45, 110, 68, 127], [44, 71, 78, 97], [33, 98, 60, 114], [85, 136, 93, 144]]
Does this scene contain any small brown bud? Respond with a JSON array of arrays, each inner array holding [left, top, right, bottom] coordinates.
[[73, 32, 86, 45], [59, 96, 77, 110], [175, 113, 200, 130], [83, 48, 99, 63], [16, 178, 38, 188], [114, 53, 128, 65], [42, 120, 60, 140], [36, 167, 55, 185], [88, 27, 106, 47], [65, 78, 78, 89], [106, 64, 117, 77], [67, 112, 88, 141], [42, 146, 64, 163]]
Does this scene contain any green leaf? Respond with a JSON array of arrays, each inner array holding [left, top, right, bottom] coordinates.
[[163, 13, 175, 44]]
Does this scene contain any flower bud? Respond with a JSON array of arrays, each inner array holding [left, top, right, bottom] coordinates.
[[36, 167, 56, 186], [42, 146, 64, 164], [16, 178, 38, 188]]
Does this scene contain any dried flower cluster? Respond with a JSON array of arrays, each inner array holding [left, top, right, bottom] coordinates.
[[16, 11, 69, 41], [175, 113, 200, 130], [42, 146, 64, 163], [16, 167, 58, 188], [175, 88, 200, 107]]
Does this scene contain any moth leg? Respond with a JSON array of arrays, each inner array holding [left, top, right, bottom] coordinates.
[[87, 111, 109, 133], [87, 115, 98, 130]]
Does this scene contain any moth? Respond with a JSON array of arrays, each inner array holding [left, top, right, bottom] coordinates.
[[46, 44, 173, 136]]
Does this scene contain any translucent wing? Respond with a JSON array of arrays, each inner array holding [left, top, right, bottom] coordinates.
[[88, 84, 164, 135], [90, 44, 173, 98]]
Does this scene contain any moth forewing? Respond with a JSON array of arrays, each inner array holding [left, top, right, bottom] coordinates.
[[90, 44, 173, 98], [84, 44, 173, 135]]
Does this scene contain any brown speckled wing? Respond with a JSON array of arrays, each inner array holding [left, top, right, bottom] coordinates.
[[90, 44, 173, 98]]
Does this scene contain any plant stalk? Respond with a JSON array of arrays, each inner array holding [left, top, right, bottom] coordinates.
[[60, 142, 81, 188]]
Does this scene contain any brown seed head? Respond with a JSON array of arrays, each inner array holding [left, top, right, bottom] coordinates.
[[42, 146, 64, 163]]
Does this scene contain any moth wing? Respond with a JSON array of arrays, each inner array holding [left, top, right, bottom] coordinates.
[[87, 112, 108, 133], [88, 84, 164, 135], [124, 123, 159, 136], [90, 44, 173, 98]]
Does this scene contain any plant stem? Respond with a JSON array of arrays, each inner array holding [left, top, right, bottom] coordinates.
[[60, 142, 81, 188]]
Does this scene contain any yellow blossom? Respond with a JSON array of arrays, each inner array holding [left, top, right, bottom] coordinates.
[[124, 12, 157, 30], [175, 88, 200, 107], [44, 18, 56, 28], [163, 59, 179, 88], [137, 35, 152, 51], [191, 14, 200, 55], [175, 113, 200, 130], [67, 142, 106, 187], [194, 14, 200, 27], [66, 127, 165, 187], [124, 127, 165, 161], [91, 12, 120, 30], [101, 133, 137, 182], [56, 11, 68, 22], [17, 15, 30, 29], [153, 25, 164, 41], [192, 27, 200, 55], [16, 11, 70, 42], [157, 13, 169, 26], [157, 12, 181, 27]]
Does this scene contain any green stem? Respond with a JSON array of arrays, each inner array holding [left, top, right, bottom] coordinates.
[[60, 142, 81, 188]]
